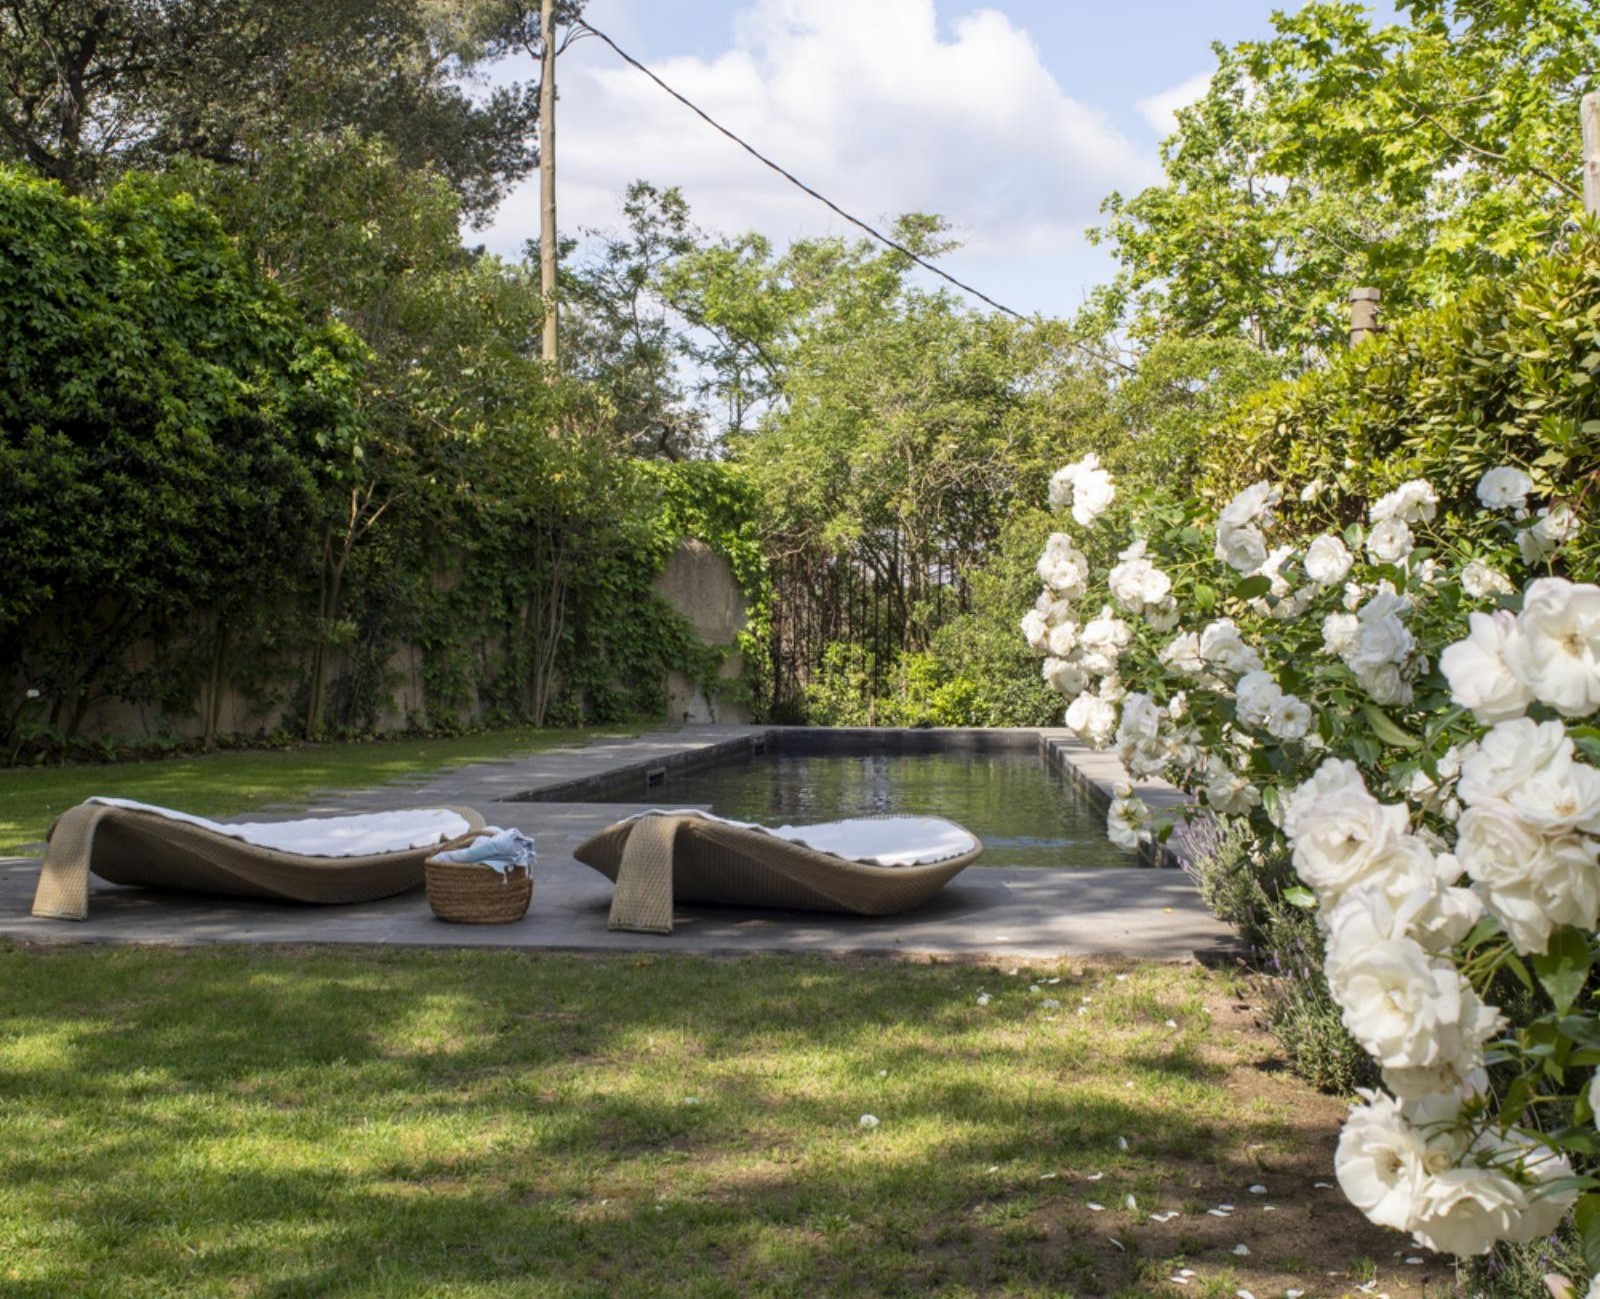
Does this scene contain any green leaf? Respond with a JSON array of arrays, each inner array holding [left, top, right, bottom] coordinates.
[[1233, 575, 1272, 600], [1577, 1193, 1600, 1274], [1283, 885, 1317, 910], [1535, 929, 1595, 1016], [1359, 704, 1421, 750]]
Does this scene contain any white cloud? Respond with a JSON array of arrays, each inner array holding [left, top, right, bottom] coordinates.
[[1134, 70, 1212, 139], [473, 0, 1156, 315]]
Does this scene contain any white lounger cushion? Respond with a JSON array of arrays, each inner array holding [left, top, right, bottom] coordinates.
[[87, 798, 473, 859], [621, 809, 980, 867]]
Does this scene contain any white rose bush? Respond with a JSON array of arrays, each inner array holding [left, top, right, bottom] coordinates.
[[1022, 452, 1600, 1277]]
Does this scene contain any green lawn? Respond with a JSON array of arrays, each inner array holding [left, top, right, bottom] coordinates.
[[0, 945, 1426, 1299], [0, 726, 638, 854]]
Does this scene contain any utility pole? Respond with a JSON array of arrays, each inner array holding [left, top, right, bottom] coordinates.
[[1583, 92, 1600, 218], [539, 0, 558, 366], [1349, 287, 1380, 348]]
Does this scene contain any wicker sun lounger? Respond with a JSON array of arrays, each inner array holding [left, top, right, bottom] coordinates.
[[30, 798, 487, 921], [573, 810, 983, 934]]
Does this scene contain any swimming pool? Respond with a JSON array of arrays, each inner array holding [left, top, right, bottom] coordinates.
[[531, 731, 1132, 870]]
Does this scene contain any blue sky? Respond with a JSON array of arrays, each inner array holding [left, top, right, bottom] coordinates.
[[473, 1, 1388, 321]]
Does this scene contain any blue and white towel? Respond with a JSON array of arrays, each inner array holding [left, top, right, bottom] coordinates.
[[431, 826, 537, 877]]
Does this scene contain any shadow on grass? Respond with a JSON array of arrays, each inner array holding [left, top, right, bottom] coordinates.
[[1, 944, 1317, 1298]]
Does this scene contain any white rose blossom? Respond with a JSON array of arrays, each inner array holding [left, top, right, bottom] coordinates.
[[1203, 753, 1260, 815], [1048, 453, 1116, 528], [1036, 534, 1089, 597], [1106, 541, 1173, 617], [1159, 631, 1205, 677], [1290, 782, 1411, 900], [1324, 909, 1504, 1092], [1045, 620, 1080, 659], [1199, 619, 1263, 676], [1371, 480, 1439, 526], [1408, 1166, 1529, 1256], [1215, 521, 1269, 573], [1266, 691, 1314, 742], [1078, 607, 1132, 676], [1501, 578, 1600, 718], [1042, 656, 1089, 696], [1323, 611, 1360, 659], [1219, 481, 1281, 527], [1106, 783, 1151, 851], [1460, 560, 1513, 600], [1440, 610, 1535, 725], [1019, 608, 1050, 653], [1234, 669, 1282, 729], [1258, 544, 1296, 598], [1115, 692, 1169, 778], [1365, 516, 1415, 565], [1476, 466, 1533, 514], [1304, 533, 1354, 585], [1064, 690, 1117, 748]]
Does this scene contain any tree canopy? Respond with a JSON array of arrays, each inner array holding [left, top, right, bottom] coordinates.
[[0, 0, 549, 218], [1092, 0, 1598, 355]]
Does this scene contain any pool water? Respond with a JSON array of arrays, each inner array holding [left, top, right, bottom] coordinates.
[[590, 749, 1133, 870]]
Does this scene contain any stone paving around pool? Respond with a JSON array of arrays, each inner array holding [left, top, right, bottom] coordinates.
[[0, 726, 1238, 961]]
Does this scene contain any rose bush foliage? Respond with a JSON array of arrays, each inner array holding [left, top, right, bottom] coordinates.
[[1024, 453, 1600, 1277]]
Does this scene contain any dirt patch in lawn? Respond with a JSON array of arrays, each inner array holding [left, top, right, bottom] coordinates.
[[986, 985, 1454, 1298]]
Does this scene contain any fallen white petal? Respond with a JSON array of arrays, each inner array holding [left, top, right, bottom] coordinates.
[[1108, 1236, 1125, 1251], [859, 1114, 879, 1129], [1039, 1172, 1058, 1180], [1248, 1184, 1267, 1194], [1232, 1244, 1250, 1256], [1086, 1172, 1104, 1182], [1087, 1202, 1105, 1212], [1117, 1136, 1129, 1151], [1124, 1194, 1137, 1211]]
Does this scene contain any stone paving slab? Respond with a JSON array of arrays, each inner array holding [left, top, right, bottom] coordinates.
[[0, 726, 1239, 962]]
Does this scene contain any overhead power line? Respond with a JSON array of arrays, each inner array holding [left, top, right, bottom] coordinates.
[[572, 19, 1131, 372]]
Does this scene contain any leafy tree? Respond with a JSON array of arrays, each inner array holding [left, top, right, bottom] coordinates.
[[0, 0, 546, 218], [558, 181, 706, 459], [1093, 0, 1598, 355], [679, 220, 1120, 715]]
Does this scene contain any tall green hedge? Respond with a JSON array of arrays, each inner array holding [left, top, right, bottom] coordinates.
[[0, 167, 768, 754], [0, 166, 363, 738], [1198, 227, 1600, 562]]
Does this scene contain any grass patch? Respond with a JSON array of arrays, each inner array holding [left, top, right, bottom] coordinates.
[[0, 945, 1450, 1298], [0, 726, 638, 854]]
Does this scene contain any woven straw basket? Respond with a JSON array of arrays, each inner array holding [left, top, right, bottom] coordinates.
[[425, 857, 532, 924]]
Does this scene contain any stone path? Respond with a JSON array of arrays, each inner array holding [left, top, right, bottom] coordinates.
[[0, 726, 1238, 961]]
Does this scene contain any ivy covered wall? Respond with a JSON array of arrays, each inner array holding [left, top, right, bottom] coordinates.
[[0, 168, 769, 759]]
